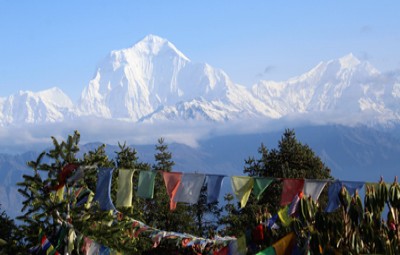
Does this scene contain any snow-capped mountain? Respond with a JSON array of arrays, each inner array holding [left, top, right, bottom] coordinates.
[[252, 54, 400, 124], [1, 35, 400, 126], [0, 87, 74, 125], [77, 34, 275, 122]]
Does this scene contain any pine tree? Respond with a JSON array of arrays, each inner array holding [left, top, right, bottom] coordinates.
[[244, 129, 332, 212], [0, 204, 23, 254], [220, 129, 333, 252], [191, 185, 223, 237], [16, 131, 150, 254]]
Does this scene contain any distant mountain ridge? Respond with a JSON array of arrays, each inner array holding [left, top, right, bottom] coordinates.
[[1, 34, 399, 126]]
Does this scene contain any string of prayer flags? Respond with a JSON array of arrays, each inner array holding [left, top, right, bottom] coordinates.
[[75, 187, 94, 209], [174, 173, 206, 204], [162, 171, 182, 210], [280, 179, 304, 206], [253, 177, 274, 200], [137, 171, 157, 199], [93, 167, 116, 211], [206, 174, 225, 204], [325, 180, 364, 212], [231, 176, 254, 208], [41, 235, 61, 255], [303, 179, 328, 201], [116, 169, 135, 208]]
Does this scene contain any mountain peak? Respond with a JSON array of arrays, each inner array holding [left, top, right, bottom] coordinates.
[[127, 34, 189, 61], [337, 53, 360, 69], [140, 34, 168, 44]]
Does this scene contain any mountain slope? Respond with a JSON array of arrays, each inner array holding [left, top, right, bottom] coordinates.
[[251, 54, 400, 124], [77, 34, 278, 122], [0, 87, 74, 125], [1, 36, 400, 126]]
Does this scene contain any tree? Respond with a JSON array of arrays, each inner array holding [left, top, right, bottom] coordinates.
[[220, 129, 400, 254], [191, 185, 223, 237], [0, 204, 23, 254], [220, 129, 333, 252], [16, 131, 152, 254], [244, 129, 332, 211], [16, 132, 225, 255]]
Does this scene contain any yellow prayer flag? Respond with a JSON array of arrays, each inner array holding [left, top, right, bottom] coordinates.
[[231, 176, 254, 208], [116, 169, 135, 208], [277, 206, 292, 227], [272, 232, 295, 255], [56, 186, 65, 202]]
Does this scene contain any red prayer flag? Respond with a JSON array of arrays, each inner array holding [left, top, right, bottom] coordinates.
[[162, 171, 182, 210], [214, 246, 229, 255], [280, 179, 304, 206]]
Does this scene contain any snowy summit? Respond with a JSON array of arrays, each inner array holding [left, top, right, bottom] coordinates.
[[1, 35, 400, 126]]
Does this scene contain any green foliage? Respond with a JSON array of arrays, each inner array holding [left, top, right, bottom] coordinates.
[[244, 129, 332, 211], [0, 204, 24, 254], [11, 128, 400, 254]]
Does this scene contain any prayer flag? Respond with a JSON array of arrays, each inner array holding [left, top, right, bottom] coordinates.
[[55, 186, 64, 202], [174, 173, 206, 204], [256, 246, 276, 255], [206, 174, 225, 204], [215, 246, 229, 255], [67, 166, 86, 185], [280, 179, 304, 206], [237, 235, 247, 255], [228, 238, 241, 255], [41, 235, 60, 255], [93, 167, 116, 211], [137, 171, 157, 199], [325, 180, 364, 212], [100, 245, 111, 255], [272, 232, 295, 255], [267, 214, 280, 230], [303, 179, 328, 202], [82, 237, 93, 255], [67, 229, 76, 255], [116, 169, 135, 208], [87, 241, 101, 255], [253, 177, 274, 200], [278, 206, 292, 227], [231, 176, 254, 208], [162, 171, 182, 210], [288, 192, 302, 216]]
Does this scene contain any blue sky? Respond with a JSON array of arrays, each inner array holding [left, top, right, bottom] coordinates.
[[1, 1, 399, 101]]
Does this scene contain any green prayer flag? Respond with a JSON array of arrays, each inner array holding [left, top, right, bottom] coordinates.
[[116, 169, 135, 207], [256, 246, 276, 255], [253, 177, 274, 200], [137, 171, 157, 199]]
